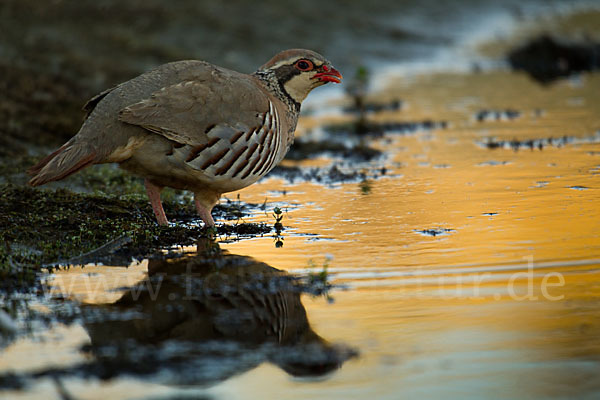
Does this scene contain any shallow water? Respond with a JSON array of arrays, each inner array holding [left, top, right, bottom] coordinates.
[[2, 67, 599, 399]]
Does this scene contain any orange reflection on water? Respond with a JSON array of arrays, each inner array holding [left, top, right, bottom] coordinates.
[[223, 72, 600, 270]]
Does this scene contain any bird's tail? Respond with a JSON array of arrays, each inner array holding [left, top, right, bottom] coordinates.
[[28, 142, 97, 186]]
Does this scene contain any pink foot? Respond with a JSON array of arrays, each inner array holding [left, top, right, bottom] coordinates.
[[194, 195, 215, 227], [144, 179, 168, 225]]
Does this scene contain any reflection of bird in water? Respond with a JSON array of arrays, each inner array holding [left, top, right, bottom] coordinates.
[[82, 241, 356, 385]]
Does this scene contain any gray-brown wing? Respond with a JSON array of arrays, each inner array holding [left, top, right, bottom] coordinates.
[[83, 85, 119, 118], [117, 74, 286, 181], [117, 74, 269, 147]]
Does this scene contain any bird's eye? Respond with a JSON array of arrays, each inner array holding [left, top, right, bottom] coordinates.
[[295, 59, 313, 71]]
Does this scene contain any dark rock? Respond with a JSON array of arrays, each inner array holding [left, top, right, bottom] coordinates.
[[475, 109, 521, 122], [324, 119, 446, 137], [268, 164, 365, 184], [343, 99, 403, 114], [414, 228, 454, 237], [285, 140, 382, 162], [508, 35, 600, 84]]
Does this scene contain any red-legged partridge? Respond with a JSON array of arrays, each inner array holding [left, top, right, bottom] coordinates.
[[28, 49, 342, 226]]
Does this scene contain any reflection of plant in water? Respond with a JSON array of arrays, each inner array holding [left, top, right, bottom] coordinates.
[[222, 194, 246, 222], [306, 256, 334, 303], [341, 65, 403, 136], [345, 66, 369, 116], [359, 177, 372, 195], [345, 66, 370, 133], [272, 207, 285, 248]]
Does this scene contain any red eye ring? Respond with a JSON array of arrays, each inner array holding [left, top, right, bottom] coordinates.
[[295, 59, 314, 71]]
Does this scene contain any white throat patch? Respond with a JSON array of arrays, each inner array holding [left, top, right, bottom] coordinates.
[[282, 73, 317, 104]]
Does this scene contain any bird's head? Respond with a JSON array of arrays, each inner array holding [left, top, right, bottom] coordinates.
[[255, 49, 343, 106]]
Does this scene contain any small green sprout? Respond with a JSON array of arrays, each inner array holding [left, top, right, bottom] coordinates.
[[359, 178, 372, 195]]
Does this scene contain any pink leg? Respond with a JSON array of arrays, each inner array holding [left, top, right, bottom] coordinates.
[[144, 179, 168, 225], [194, 195, 215, 227]]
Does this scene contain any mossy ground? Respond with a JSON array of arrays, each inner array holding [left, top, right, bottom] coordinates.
[[0, 182, 270, 292]]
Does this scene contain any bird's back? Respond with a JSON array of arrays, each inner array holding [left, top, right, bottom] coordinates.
[[80, 60, 272, 162]]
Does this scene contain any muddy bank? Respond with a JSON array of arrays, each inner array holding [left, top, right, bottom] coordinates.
[[0, 184, 272, 289]]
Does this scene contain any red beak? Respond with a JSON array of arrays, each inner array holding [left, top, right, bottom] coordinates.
[[313, 66, 343, 84]]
